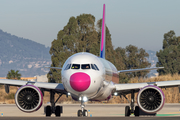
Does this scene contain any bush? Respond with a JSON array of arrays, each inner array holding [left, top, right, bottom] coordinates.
[[5, 93, 15, 99]]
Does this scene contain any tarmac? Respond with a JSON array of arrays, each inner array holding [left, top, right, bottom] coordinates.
[[0, 103, 180, 119]]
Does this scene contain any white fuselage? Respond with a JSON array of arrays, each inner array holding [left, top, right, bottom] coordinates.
[[61, 52, 119, 101]]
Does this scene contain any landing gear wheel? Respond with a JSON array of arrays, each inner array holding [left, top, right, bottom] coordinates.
[[125, 106, 130, 117], [46, 105, 52, 117], [78, 110, 83, 117], [134, 106, 139, 117], [83, 109, 88, 117], [55, 106, 61, 117]]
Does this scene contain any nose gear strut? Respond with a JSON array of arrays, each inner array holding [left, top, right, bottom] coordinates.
[[77, 97, 88, 117]]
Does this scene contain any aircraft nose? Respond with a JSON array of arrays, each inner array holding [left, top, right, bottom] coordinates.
[[70, 72, 91, 92]]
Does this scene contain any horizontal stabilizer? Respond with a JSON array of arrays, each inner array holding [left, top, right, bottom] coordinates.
[[118, 67, 164, 73]]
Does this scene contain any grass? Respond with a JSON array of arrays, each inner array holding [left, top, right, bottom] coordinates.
[[0, 74, 180, 104], [4, 93, 15, 99]]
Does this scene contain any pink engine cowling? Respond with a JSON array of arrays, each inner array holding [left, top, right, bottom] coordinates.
[[137, 85, 165, 113], [15, 85, 43, 113]]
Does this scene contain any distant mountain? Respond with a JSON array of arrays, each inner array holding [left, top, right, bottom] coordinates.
[[0, 29, 51, 77], [146, 50, 159, 77]]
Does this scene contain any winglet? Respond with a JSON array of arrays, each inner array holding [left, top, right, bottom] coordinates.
[[99, 4, 106, 59]]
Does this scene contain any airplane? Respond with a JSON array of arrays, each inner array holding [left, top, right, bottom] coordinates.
[[0, 4, 180, 117]]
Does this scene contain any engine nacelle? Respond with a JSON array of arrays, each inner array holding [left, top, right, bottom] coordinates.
[[137, 85, 165, 113], [15, 85, 43, 113]]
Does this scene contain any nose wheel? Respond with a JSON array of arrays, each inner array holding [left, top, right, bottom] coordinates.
[[77, 109, 88, 117]]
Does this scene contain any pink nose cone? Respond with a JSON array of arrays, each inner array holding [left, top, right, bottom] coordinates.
[[70, 72, 91, 92]]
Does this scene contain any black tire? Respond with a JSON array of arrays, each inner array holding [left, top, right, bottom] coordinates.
[[55, 106, 61, 117], [125, 106, 130, 117], [77, 110, 83, 117], [46, 106, 52, 117], [83, 109, 88, 117], [134, 106, 139, 117], [60, 106, 63, 113]]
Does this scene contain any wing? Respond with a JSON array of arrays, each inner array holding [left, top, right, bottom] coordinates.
[[118, 67, 164, 73], [45, 66, 62, 69], [115, 80, 180, 94], [0, 79, 66, 93], [0, 67, 65, 93]]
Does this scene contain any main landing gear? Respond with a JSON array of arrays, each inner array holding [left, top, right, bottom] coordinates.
[[124, 90, 139, 117], [45, 90, 63, 117], [77, 99, 88, 117]]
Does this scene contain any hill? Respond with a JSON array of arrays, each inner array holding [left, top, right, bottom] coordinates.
[[146, 50, 159, 77], [0, 29, 51, 77]]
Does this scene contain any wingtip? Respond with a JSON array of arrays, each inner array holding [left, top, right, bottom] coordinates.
[[159, 67, 164, 69], [44, 66, 50, 68]]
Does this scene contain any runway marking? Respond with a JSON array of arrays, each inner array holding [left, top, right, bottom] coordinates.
[[165, 112, 180, 114], [73, 112, 94, 114], [156, 114, 180, 116], [109, 114, 180, 117]]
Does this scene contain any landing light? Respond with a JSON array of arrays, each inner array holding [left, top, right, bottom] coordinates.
[[67, 93, 71, 96], [114, 92, 118, 96], [83, 96, 88, 102], [79, 96, 88, 102]]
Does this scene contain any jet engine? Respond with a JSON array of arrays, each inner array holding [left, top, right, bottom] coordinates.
[[137, 85, 165, 113], [15, 85, 43, 112]]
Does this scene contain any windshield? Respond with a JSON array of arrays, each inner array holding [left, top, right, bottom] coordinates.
[[81, 64, 90, 69], [71, 64, 80, 69]]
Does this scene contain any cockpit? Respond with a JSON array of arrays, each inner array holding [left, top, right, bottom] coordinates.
[[64, 64, 99, 70]]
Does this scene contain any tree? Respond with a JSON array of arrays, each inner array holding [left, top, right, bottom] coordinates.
[[114, 47, 128, 83], [6, 70, 21, 80], [48, 14, 114, 83], [115, 45, 151, 83], [156, 30, 180, 75]]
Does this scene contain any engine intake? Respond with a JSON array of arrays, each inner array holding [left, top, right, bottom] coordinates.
[[137, 85, 165, 113], [15, 85, 43, 112]]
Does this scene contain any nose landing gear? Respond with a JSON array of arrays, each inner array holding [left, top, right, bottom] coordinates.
[[77, 98, 88, 117]]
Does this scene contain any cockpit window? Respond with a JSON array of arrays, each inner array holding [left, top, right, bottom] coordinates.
[[91, 64, 96, 70], [94, 64, 99, 70], [64, 64, 71, 70], [71, 64, 80, 69], [81, 64, 90, 69]]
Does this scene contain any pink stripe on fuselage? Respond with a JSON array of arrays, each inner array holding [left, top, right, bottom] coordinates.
[[101, 4, 105, 51]]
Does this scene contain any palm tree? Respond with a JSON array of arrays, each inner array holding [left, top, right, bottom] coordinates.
[[6, 70, 21, 80]]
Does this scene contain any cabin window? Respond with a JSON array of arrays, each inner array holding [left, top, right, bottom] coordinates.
[[81, 64, 90, 69], [91, 64, 96, 70], [94, 64, 99, 70], [64, 64, 71, 70], [71, 64, 80, 69]]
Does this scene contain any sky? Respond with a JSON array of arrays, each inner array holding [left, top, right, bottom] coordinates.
[[1, 0, 180, 51]]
